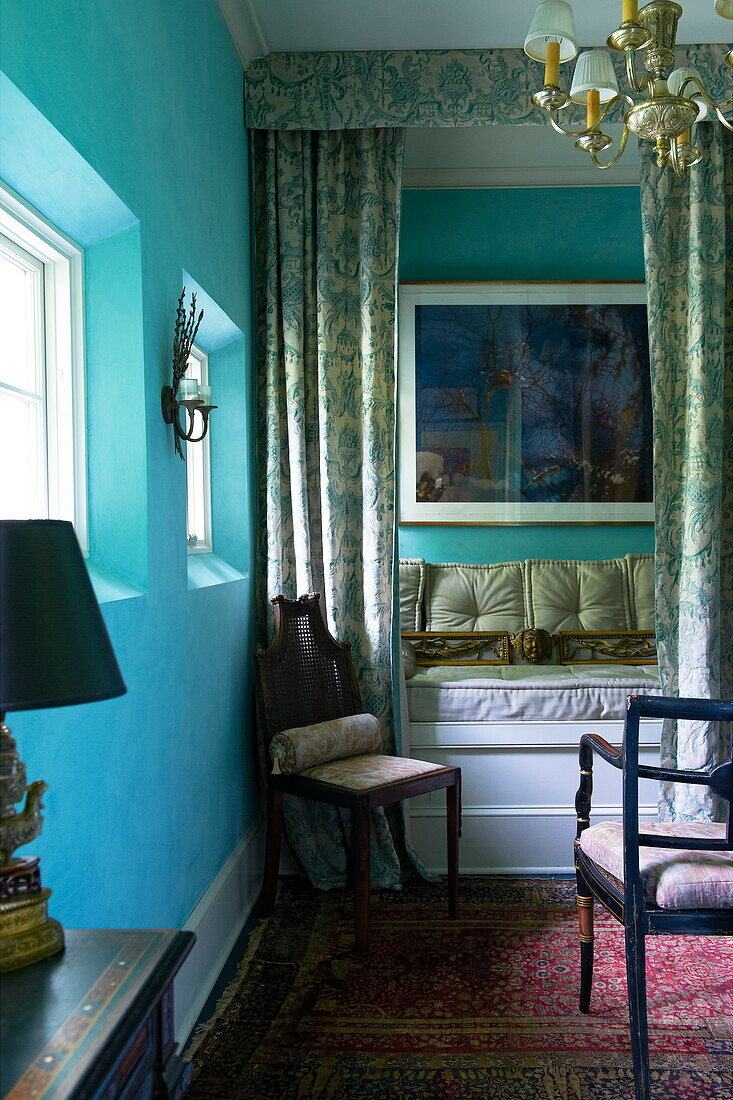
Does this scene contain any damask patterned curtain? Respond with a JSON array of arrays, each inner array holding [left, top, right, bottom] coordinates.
[[640, 124, 733, 819], [252, 127, 408, 887]]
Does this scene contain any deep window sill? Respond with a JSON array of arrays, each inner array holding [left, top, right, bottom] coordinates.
[[187, 552, 248, 590]]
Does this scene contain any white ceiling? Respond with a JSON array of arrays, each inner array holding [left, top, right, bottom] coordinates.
[[402, 124, 639, 188], [224, 0, 731, 62]]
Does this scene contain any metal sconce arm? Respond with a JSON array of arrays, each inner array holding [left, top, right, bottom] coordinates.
[[161, 386, 218, 459]]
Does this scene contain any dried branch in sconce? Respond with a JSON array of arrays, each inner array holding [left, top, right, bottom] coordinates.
[[172, 287, 203, 398], [161, 288, 217, 459]]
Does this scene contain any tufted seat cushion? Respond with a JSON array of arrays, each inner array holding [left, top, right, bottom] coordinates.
[[406, 663, 661, 722], [301, 754, 445, 790], [579, 821, 733, 909]]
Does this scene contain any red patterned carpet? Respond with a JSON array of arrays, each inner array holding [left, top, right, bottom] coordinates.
[[187, 877, 733, 1099]]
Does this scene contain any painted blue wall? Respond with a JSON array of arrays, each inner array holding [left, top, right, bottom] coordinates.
[[1, 0, 257, 928], [398, 186, 655, 565]]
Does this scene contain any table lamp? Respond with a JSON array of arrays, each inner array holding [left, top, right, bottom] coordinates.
[[0, 520, 126, 971]]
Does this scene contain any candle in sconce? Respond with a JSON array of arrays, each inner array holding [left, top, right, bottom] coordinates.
[[178, 378, 199, 401], [198, 385, 212, 404], [622, 0, 638, 22]]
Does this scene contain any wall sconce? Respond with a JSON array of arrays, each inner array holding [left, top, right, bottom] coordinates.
[[161, 385, 217, 459], [161, 288, 217, 459]]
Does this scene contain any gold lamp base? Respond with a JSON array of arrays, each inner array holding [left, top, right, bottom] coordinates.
[[0, 860, 65, 971], [0, 719, 65, 970]]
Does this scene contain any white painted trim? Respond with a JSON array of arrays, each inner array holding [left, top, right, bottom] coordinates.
[[246, 0, 270, 56], [410, 742, 659, 752], [0, 181, 87, 550], [455, 864, 577, 874], [174, 816, 265, 1048], [185, 345, 213, 555], [402, 165, 641, 189], [214, 0, 267, 67], [411, 803, 658, 818]]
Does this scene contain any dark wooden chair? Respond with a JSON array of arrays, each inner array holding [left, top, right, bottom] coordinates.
[[574, 693, 733, 1100], [256, 593, 462, 950]]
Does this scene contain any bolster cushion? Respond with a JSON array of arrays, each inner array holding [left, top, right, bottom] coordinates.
[[270, 713, 382, 774]]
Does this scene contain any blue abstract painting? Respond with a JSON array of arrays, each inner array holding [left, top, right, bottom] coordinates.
[[413, 301, 652, 508]]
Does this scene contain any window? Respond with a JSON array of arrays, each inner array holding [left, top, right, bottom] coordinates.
[[184, 346, 212, 552], [0, 187, 86, 546]]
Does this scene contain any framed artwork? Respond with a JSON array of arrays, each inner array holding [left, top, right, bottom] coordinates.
[[398, 282, 653, 525]]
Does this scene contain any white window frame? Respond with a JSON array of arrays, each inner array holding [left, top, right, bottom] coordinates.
[[0, 183, 87, 550], [185, 345, 213, 554]]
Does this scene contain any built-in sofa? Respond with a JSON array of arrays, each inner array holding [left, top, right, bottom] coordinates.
[[399, 556, 663, 873]]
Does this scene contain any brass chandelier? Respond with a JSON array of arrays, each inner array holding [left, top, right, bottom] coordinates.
[[524, 0, 733, 173]]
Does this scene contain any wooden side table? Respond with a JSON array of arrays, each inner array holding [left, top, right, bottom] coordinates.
[[0, 928, 195, 1099]]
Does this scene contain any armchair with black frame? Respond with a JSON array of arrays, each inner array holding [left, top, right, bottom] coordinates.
[[574, 693, 733, 1100], [256, 593, 462, 951]]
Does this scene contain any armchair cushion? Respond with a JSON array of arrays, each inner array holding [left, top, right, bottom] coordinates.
[[579, 821, 733, 909], [270, 713, 381, 774], [302, 753, 445, 790]]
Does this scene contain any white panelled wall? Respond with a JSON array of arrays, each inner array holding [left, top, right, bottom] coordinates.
[[409, 718, 662, 874]]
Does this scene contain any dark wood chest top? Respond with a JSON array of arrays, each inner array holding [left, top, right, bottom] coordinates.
[[1, 928, 195, 1100]]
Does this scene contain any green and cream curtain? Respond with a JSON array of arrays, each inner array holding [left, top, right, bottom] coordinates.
[[640, 124, 733, 820], [252, 127, 407, 887]]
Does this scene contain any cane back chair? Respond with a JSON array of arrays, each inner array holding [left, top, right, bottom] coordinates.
[[256, 593, 462, 950], [574, 694, 733, 1100]]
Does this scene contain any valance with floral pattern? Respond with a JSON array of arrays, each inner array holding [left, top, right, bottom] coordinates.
[[245, 44, 730, 131]]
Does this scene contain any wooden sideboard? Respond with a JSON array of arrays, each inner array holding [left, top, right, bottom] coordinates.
[[0, 928, 195, 1099]]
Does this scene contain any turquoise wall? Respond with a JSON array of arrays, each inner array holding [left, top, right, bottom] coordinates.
[[1, 1, 257, 928], [398, 186, 655, 565]]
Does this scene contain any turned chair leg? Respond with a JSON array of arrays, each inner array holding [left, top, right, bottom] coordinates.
[[576, 869, 594, 1013], [261, 785, 283, 916], [352, 800, 371, 952], [625, 919, 651, 1100], [446, 778, 460, 918]]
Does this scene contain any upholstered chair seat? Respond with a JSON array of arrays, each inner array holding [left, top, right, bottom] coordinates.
[[302, 754, 445, 790], [579, 821, 733, 909]]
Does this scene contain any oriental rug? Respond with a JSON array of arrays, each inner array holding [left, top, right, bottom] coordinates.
[[186, 877, 733, 1099]]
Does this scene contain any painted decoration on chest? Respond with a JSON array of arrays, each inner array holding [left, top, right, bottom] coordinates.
[[399, 282, 653, 525]]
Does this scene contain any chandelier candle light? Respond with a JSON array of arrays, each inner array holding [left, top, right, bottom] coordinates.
[[524, 0, 733, 173]]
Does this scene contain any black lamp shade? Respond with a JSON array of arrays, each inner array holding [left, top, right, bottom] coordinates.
[[0, 520, 126, 711]]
